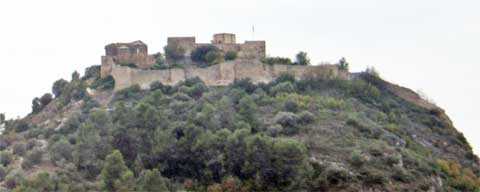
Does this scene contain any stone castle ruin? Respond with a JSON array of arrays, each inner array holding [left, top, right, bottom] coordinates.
[[101, 33, 348, 91]]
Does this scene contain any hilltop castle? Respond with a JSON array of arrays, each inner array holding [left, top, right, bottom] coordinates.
[[101, 33, 348, 91]]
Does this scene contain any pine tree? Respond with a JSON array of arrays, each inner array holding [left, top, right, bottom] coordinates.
[[101, 150, 134, 192]]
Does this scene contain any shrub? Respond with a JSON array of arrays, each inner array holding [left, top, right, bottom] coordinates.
[[299, 111, 315, 124], [119, 62, 138, 68], [270, 82, 296, 96], [49, 139, 73, 165], [360, 167, 387, 186], [295, 51, 310, 65], [0, 152, 13, 167], [4, 170, 24, 189], [22, 149, 43, 170], [14, 121, 29, 133], [349, 151, 366, 167], [0, 166, 5, 182], [52, 79, 69, 98], [115, 85, 143, 100], [12, 142, 26, 156], [231, 79, 257, 94], [274, 73, 296, 84], [90, 75, 115, 90], [391, 165, 413, 182], [39, 93, 53, 106], [436, 159, 480, 191], [206, 51, 223, 65], [164, 43, 185, 62], [337, 57, 349, 71], [83, 65, 101, 80], [191, 45, 220, 64], [224, 51, 238, 61], [274, 112, 300, 135], [284, 99, 299, 113], [26, 140, 37, 150], [261, 56, 292, 65]]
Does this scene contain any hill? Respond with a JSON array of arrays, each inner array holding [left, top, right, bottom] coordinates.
[[0, 65, 479, 191]]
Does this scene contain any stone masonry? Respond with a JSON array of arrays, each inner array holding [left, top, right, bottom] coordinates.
[[101, 33, 349, 91]]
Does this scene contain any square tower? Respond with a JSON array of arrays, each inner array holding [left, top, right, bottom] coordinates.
[[212, 33, 236, 44]]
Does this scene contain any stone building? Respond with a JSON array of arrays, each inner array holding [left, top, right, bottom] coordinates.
[[103, 41, 156, 69], [101, 33, 266, 78], [166, 33, 266, 63]]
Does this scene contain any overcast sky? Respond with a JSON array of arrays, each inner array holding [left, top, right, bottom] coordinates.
[[0, 0, 479, 154]]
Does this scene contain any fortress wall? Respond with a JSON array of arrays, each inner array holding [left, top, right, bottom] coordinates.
[[234, 61, 271, 83], [110, 62, 348, 91], [185, 65, 221, 85], [239, 41, 266, 59], [101, 56, 114, 78], [219, 62, 236, 84]]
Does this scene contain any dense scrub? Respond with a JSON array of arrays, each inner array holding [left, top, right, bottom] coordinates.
[[0, 67, 479, 191]]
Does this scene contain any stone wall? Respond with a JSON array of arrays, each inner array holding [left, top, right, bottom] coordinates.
[[108, 61, 349, 91]]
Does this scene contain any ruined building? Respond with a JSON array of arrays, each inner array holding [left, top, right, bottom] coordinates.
[[101, 33, 349, 91]]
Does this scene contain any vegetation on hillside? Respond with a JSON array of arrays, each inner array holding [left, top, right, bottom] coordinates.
[[0, 65, 478, 191]]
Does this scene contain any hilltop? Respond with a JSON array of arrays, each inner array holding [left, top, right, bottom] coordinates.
[[0, 35, 479, 191]]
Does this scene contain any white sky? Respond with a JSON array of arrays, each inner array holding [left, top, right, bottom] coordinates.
[[0, 0, 479, 154]]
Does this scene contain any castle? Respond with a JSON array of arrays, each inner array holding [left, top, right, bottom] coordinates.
[[101, 33, 348, 91]]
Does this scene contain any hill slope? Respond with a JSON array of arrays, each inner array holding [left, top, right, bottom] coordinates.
[[0, 66, 479, 191]]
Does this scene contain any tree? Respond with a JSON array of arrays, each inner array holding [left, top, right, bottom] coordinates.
[[238, 95, 258, 129], [295, 51, 310, 65], [338, 57, 349, 71], [206, 51, 223, 65], [72, 71, 80, 81], [101, 150, 134, 192], [40, 93, 53, 106], [191, 45, 220, 64], [224, 51, 238, 61], [0, 113, 5, 123], [137, 169, 168, 192], [32, 97, 42, 114], [164, 43, 185, 63], [52, 79, 69, 98]]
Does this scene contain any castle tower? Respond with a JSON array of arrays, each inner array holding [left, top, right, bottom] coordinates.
[[212, 33, 236, 44]]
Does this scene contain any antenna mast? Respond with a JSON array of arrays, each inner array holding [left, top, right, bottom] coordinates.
[[252, 25, 255, 40]]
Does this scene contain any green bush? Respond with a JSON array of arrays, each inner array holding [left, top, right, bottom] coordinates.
[[0, 152, 13, 167], [12, 142, 26, 156], [52, 79, 69, 98], [224, 51, 238, 61], [119, 63, 138, 68], [0, 166, 6, 182], [299, 111, 315, 124], [90, 75, 115, 90], [14, 120, 29, 133], [83, 65, 101, 80], [205, 51, 223, 65], [164, 43, 185, 62], [115, 85, 143, 100], [274, 112, 300, 135], [261, 56, 292, 65], [360, 167, 387, 186], [294, 51, 310, 65], [22, 149, 43, 170], [191, 45, 220, 65], [270, 82, 296, 96]]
